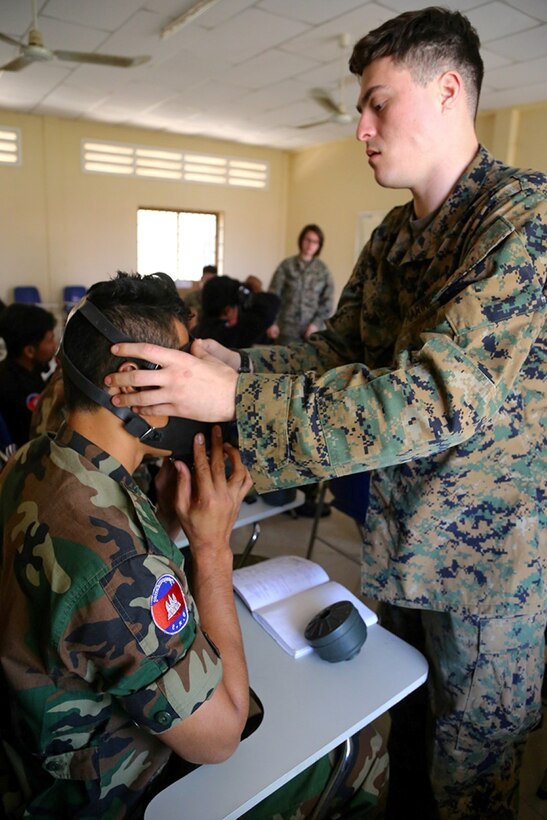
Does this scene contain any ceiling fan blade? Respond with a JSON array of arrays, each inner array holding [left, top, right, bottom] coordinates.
[[0, 54, 34, 72], [310, 88, 344, 117], [54, 50, 150, 68], [0, 32, 23, 48], [297, 118, 331, 130]]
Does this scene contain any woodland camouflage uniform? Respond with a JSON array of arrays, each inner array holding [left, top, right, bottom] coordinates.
[[0, 422, 388, 819], [0, 423, 222, 819], [237, 146, 546, 818], [269, 255, 334, 344]]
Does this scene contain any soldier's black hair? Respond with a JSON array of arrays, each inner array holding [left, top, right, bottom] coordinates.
[[201, 275, 241, 317], [298, 224, 324, 257], [349, 6, 484, 117], [62, 271, 189, 412], [0, 303, 56, 358]]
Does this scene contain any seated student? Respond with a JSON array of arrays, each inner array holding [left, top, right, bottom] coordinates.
[[0, 303, 57, 446], [184, 263, 218, 328], [1, 273, 387, 819], [0, 272, 252, 818], [194, 274, 280, 348]]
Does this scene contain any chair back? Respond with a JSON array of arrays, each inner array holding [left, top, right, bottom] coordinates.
[[13, 286, 41, 304], [63, 286, 86, 314]]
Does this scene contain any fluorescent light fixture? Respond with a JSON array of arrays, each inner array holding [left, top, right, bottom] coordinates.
[[160, 0, 222, 39]]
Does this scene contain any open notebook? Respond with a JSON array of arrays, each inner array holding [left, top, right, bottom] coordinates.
[[233, 555, 377, 658]]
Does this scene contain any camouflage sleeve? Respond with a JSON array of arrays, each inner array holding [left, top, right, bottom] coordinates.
[[268, 260, 287, 297], [310, 262, 335, 326], [58, 552, 223, 735], [237, 204, 546, 493], [30, 368, 66, 438]]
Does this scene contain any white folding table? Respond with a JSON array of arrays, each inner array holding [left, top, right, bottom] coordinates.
[[145, 597, 428, 820]]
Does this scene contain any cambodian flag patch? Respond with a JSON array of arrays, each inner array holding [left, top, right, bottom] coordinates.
[[151, 574, 189, 635]]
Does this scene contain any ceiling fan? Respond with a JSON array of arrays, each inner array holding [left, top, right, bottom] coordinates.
[[298, 34, 356, 130], [0, 0, 150, 73]]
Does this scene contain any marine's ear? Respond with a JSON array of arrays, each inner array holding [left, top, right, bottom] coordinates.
[[438, 70, 463, 112]]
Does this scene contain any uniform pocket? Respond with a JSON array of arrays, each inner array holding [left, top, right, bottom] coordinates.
[[456, 614, 544, 750]]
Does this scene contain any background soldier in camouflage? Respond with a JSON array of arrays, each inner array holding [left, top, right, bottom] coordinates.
[[107, 8, 546, 819], [267, 224, 334, 345]]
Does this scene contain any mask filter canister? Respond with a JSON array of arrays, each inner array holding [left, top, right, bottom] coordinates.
[[304, 600, 368, 663]]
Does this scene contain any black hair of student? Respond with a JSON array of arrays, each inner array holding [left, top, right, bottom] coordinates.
[[202, 264, 218, 275], [349, 6, 484, 117], [62, 271, 189, 412], [201, 275, 241, 317], [0, 303, 56, 358], [298, 224, 324, 257]]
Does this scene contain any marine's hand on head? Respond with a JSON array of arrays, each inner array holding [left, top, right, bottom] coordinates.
[[104, 338, 238, 420]]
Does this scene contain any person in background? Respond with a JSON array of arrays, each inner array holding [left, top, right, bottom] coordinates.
[[267, 226, 336, 517], [243, 274, 265, 295], [0, 303, 57, 446], [267, 224, 334, 345], [194, 275, 280, 349], [105, 7, 546, 818], [185, 263, 218, 328], [0, 411, 16, 473]]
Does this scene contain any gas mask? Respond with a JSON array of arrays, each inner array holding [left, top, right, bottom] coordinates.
[[60, 299, 226, 465]]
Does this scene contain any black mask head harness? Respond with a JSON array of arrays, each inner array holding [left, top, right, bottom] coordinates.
[[60, 299, 222, 464]]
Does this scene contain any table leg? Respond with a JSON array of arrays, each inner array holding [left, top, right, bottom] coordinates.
[[234, 522, 261, 569], [310, 736, 355, 820]]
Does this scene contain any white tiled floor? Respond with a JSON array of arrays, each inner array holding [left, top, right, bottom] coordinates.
[[230, 500, 547, 819]]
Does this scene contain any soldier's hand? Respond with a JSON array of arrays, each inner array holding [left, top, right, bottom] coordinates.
[[106, 341, 238, 420], [173, 426, 252, 555], [194, 337, 241, 371]]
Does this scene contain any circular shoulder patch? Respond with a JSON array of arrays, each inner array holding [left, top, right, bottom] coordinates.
[[151, 574, 189, 635], [26, 392, 40, 412]]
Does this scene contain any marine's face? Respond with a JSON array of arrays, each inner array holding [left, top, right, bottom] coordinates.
[[355, 56, 441, 193]]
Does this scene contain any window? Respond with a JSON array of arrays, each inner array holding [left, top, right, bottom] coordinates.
[[0, 127, 21, 166], [137, 208, 222, 282], [82, 139, 269, 190]]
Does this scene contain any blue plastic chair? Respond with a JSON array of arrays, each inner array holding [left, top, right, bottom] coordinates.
[[13, 286, 41, 304], [306, 472, 370, 563], [63, 285, 86, 314]]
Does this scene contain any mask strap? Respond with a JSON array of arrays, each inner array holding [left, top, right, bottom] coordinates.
[[61, 299, 155, 441]]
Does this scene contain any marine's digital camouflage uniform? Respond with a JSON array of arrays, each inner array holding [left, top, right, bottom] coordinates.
[[237, 147, 546, 818], [269, 255, 335, 344], [0, 423, 222, 818]]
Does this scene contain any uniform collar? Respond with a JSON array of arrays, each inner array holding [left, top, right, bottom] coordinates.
[[388, 145, 507, 266], [54, 420, 134, 487]]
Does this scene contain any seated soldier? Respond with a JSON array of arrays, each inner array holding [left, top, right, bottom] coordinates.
[[0, 272, 252, 817], [184, 263, 218, 328], [0, 303, 57, 446], [194, 275, 280, 348], [1, 272, 387, 819]]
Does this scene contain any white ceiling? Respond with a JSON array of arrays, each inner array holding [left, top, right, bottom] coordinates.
[[0, 0, 546, 150]]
